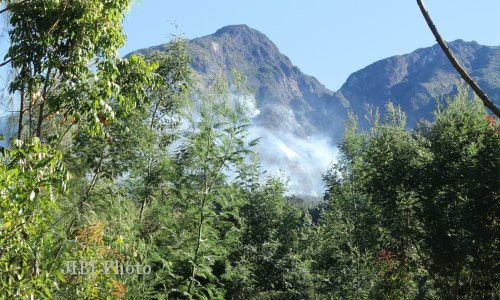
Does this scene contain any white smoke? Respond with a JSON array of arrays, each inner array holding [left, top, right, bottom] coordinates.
[[239, 95, 339, 198], [248, 125, 338, 198], [188, 92, 339, 198], [238, 94, 260, 118]]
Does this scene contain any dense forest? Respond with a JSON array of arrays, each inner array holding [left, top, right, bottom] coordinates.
[[0, 1, 498, 299]]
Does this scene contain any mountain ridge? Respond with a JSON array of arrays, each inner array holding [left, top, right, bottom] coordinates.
[[336, 39, 500, 124], [132, 25, 499, 135], [131, 25, 500, 196]]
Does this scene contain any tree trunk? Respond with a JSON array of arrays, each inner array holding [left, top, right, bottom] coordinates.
[[36, 66, 53, 138], [17, 89, 24, 140]]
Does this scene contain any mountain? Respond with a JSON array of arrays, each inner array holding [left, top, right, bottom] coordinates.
[[131, 25, 500, 196], [336, 40, 500, 125], [133, 26, 500, 134], [132, 25, 348, 139], [132, 25, 351, 196]]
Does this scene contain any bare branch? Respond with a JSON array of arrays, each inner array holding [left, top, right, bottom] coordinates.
[[0, 0, 30, 15], [0, 59, 12, 68], [417, 0, 500, 118]]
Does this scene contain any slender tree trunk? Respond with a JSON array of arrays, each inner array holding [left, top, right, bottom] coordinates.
[[138, 101, 160, 222], [80, 156, 104, 213], [17, 89, 24, 140], [416, 0, 500, 118], [36, 101, 44, 138], [66, 154, 105, 236], [139, 197, 148, 221], [36, 67, 53, 138], [187, 189, 208, 294], [0, 59, 11, 68], [187, 129, 235, 294], [28, 92, 32, 138]]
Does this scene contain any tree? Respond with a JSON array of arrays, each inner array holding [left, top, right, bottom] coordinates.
[[49, 38, 193, 299], [135, 73, 258, 299], [1, 1, 158, 298], [4, 0, 155, 141], [0, 138, 67, 298], [133, 38, 193, 222], [233, 177, 315, 299], [418, 92, 499, 297], [318, 90, 499, 298]]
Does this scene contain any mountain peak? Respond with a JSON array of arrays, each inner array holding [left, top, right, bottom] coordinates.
[[449, 39, 479, 46], [214, 24, 255, 35], [447, 39, 482, 51], [209, 24, 274, 47], [174, 24, 345, 138]]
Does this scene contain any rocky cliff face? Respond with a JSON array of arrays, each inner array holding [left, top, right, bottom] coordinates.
[[132, 25, 352, 196]]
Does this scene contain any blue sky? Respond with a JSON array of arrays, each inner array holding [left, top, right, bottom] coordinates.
[[121, 0, 500, 91]]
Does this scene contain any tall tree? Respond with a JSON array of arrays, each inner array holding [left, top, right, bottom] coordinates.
[[0, 1, 158, 298], [4, 0, 154, 141]]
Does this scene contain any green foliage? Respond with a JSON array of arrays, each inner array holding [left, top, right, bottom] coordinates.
[[0, 138, 67, 298], [318, 91, 499, 299], [1, 1, 160, 299], [419, 93, 499, 297], [313, 163, 380, 299], [224, 177, 315, 299], [51, 38, 194, 299], [7, 0, 156, 139], [139, 74, 256, 299]]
